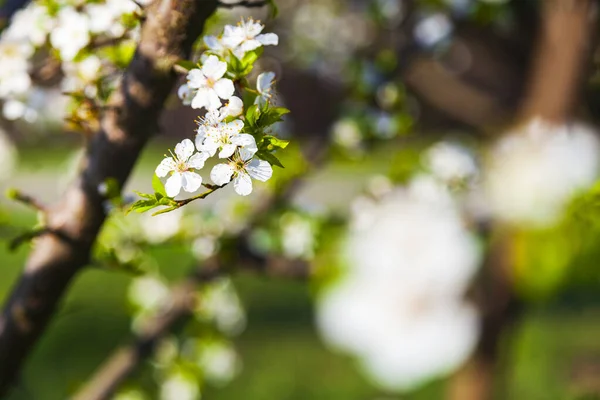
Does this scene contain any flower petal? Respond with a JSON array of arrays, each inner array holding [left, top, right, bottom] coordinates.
[[213, 78, 234, 100], [211, 163, 235, 186], [199, 138, 219, 157], [177, 84, 193, 105], [220, 96, 243, 118], [233, 172, 253, 196], [181, 171, 203, 193], [222, 26, 244, 48], [175, 139, 195, 161], [218, 144, 237, 159], [256, 33, 279, 46], [186, 69, 206, 89], [202, 55, 227, 81], [156, 157, 176, 177], [246, 158, 273, 182], [239, 145, 257, 161], [204, 35, 222, 51], [206, 89, 223, 111], [231, 133, 257, 151], [225, 119, 244, 135], [191, 88, 211, 110], [257, 72, 275, 94], [244, 20, 264, 37], [187, 152, 209, 169], [165, 172, 182, 197]]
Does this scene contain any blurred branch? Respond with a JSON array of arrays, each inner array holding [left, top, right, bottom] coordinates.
[[5, 189, 46, 212], [217, 0, 268, 9], [0, 0, 219, 395]]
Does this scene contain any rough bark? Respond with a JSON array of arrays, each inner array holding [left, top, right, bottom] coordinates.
[[0, 0, 217, 395]]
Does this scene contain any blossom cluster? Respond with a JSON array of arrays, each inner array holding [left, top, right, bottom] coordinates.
[[0, 0, 147, 124], [317, 172, 482, 391], [146, 18, 287, 210]]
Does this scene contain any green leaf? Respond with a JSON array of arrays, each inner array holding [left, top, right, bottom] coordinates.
[[257, 107, 290, 126], [128, 198, 158, 214], [175, 60, 197, 71], [152, 174, 167, 197], [260, 135, 289, 151], [245, 104, 260, 127], [256, 150, 284, 168]]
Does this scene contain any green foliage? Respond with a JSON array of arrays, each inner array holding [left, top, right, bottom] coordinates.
[[129, 175, 177, 214], [227, 48, 263, 78], [175, 59, 198, 72]]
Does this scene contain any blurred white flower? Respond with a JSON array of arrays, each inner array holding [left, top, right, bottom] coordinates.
[[280, 213, 315, 259], [0, 38, 33, 97], [255, 72, 276, 107], [414, 13, 452, 48], [192, 236, 217, 260], [484, 119, 600, 227], [0, 128, 18, 182], [5, 3, 53, 46], [196, 278, 246, 336], [140, 208, 183, 244], [195, 341, 240, 385], [424, 141, 478, 184], [332, 119, 362, 150], [317, 183, 481, 391], [221, 18, 279, 59], [160, 370, 199, 400], [318, 275, 479, 391], [156, 139, 208, 198], [50, 7, 91, 61], [62, 55, 102, 97], [128, 275, 170, 314]]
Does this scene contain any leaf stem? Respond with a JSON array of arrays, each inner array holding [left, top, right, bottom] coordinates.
[[152, 184, 224, 216]]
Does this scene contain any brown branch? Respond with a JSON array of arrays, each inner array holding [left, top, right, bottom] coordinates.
[[0, 0, 218, 395]]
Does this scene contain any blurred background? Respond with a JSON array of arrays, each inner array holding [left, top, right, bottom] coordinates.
[[2, 0, 600, 399]]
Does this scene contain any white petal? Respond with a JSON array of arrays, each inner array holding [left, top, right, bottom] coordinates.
[[191, 88, 211, 110], [239, 145, 257, 161], [165, 172, 182, 197], [206, 89, 223, 111], [202, 55, 227, 81], [237, 39, 261, 55], [233, 172, 253, 196], [244, 20, 264, 37], [177, 84, 193, 105], [186, 69, 206, 89], [211, 163, 235, 185], [204, 35, 222, 51], [225, 119, 244, 135], [257, 72, 275, 94], [256, 33, 279, 46], [222, 26, 244, 48], [181, 171, 203, 193], [221, 96, 243, 118], [246, 158, 273, 182], [231, 133, 257, 149], [155, 157, 176, 177], [213, 78, 234, 100], [199, 138, 219, 157], [187, 152, 209, 169], [175, 139, 195, 161], [219, 144, 237, 159]]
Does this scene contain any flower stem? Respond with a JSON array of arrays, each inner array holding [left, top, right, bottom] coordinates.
[[152, 184, 225, 216]]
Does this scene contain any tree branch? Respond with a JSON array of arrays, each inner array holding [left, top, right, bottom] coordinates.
[[0, 0, 218, 395]]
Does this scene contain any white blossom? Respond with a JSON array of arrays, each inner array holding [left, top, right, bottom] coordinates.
[[222, 18, 279, 59], [219, 96, 244, 119], [185, 55, 234, 110], [62, 55, 102, 97], [140, 208, 183, 244], [280, 213, 315, 259], [197, 118, 256, 159], [156, 139, 208, 198], [0, 38, 33, 97], [196, 278, 246, 336], [128, 276, 170, 314], [484, 119, 600, 227], [204, 34, 229, 58], [160, 370, 199, 400], [424, 141, 478, 184], [255, 71, 276, 107], [5, 3, 53, 46], [50, 7, 91, 61], [316, 183, 481, 391], [210, 147, 273, 196], [195, 341, 239, 385]]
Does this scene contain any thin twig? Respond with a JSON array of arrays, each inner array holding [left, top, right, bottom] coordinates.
[[217, 0, 268, 9]]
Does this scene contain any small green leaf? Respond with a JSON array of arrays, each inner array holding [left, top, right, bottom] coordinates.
[[261, 135, 289, 151], [245, 104, 260, 127], [256, 150, 284, 168], [258, 107, 290, 126], [152, 174, 167, 197], [267, 0, 279, 18], [175, 60, 197, 71]]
